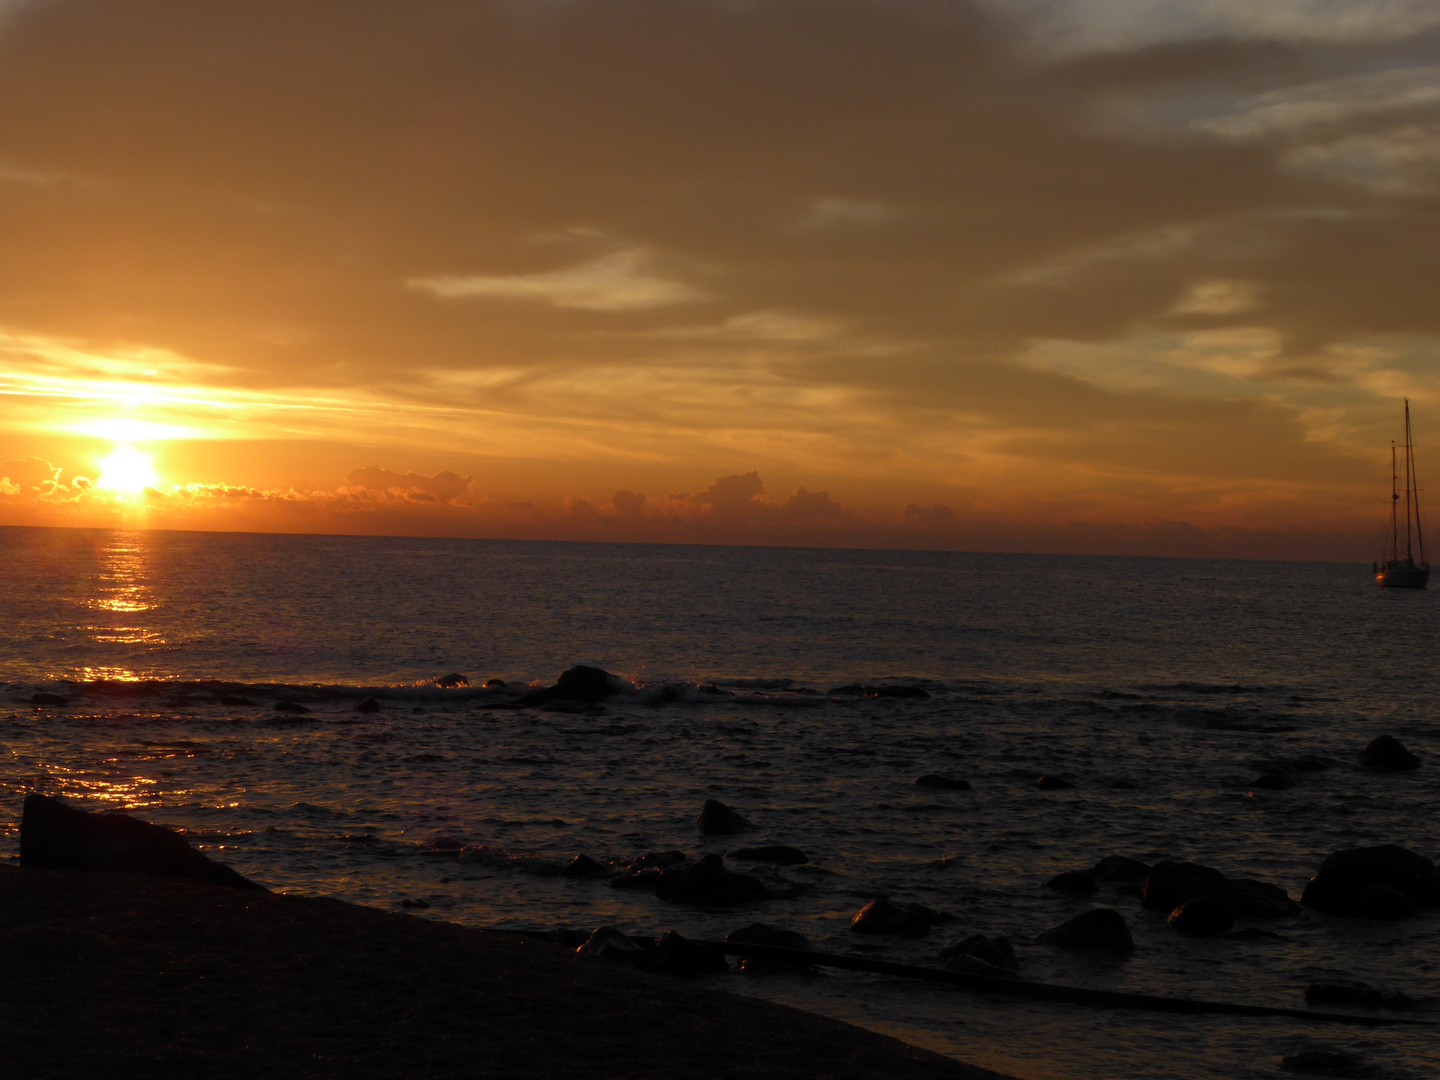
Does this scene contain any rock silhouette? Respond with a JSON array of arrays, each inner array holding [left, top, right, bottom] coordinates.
[[697, 799, 753, 835], [20, 794, 262, 890], [519, 665, 628, 706], [1036, 908, 1134, 953], [1358, 734, 1420, 770], [1301, 845, 1440, 917]]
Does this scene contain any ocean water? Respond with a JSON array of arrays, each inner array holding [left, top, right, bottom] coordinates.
[[1, 525, 1436, 1080]]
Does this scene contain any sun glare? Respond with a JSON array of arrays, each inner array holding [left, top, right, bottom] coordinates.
[[97, 446, 159, 494]]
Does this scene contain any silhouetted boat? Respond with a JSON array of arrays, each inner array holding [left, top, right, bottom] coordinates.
[[1374, 399, 1429, 589]]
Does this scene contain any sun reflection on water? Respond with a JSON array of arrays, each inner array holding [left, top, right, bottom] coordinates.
[[83, 533, 165, 649]]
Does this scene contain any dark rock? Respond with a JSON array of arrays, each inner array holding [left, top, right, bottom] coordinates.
[[354, 697, 381, 713], [1107, 778, 1140, 790], [727, 845, 808, 866], [1225, 878, 1301, 919], [939, 934, 1019, 974], [1358, 734, 1420, 770], [1305, 980, 1413, 1010], [1036, 907, 1134, 954], [484, 678, 506, 688], [648, 930, 729, 976], [19, 794, 262, 890], [435, 673, 469, 688], [1090, 856, 1152, 883], [850, 899, 949, 937], [519, 665, 627, 706], [1045, 870, 1099, 895], [575, 926, 649, 968], [1035, 775, 1076, 790], [1301, 845, 1440, 915], [827, 684, 930, 699], [1141, 861, 1228, 911], [561, 854, 607, 877], [29, 693, 66, 705], [725, 923, 812, 951], [1352, 883, 1424, 920], [1167, 895, 1235, 936], [1253, 773, 1292, 790], [273, 700, 310, 714], [914, 774, 971, 791], [1280, 1047, 1368, 1077], [628, 850, 687, 872], [608, 868, 667, 892], [654, 861, 770, 906], [698, 799, 753, 835], [220, 695, 257, 706], [400, 898, 430, 909]]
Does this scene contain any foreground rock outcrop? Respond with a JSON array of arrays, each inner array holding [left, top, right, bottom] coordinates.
[[20, 794, 262, 891], [0, 868, 1008, 1080]]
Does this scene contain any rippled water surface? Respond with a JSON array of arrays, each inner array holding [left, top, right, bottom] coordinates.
[[1, 526, 1437, 1080]]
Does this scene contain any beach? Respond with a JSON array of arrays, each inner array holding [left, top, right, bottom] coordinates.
[[0, 864, 1012, 1080]]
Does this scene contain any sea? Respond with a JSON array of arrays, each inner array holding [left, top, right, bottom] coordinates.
[[1, 525, 1436, 1080]]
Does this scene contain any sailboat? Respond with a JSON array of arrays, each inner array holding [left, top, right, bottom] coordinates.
[[1374, 398, 1429, 588]]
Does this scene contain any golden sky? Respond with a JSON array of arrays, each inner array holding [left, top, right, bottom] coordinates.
[[3, 0, 1440, 557]]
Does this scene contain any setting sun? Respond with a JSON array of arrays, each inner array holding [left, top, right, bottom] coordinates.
[[96, 447, 159, 494]]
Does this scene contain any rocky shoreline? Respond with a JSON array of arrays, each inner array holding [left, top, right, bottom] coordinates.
[[0, 863, 1014, 1080]]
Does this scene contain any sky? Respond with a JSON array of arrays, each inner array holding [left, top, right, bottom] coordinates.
[[2, 0, 1440, 558]]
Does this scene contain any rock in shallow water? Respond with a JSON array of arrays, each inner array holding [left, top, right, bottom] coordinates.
[[850, 898, 951, 937], [1300, 844, 1440, 917], [519, 665, 628, 705], [1168, 895, 1234, 936], [1358, 734, 1420, 770], [939, 933, 1019, 974], [1045, 870, 1098, 895], [697, 799, 753, 835], [1036, 907, 1134, 954], [20, 794, 262, 891]]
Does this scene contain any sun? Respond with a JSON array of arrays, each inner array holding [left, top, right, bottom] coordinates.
[[97, 446, 159, 494]]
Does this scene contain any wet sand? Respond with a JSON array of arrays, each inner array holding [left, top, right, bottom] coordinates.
[[0, 865, 1014, 1079]]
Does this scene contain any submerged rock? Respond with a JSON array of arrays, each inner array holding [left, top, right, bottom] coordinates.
[[698, 799, 753, 835], [272, 700, 310, 714], [1035, 775, 1076, 790], [29, 693, 66, 706], [20, 794, 262, 890], [1252, 773, 1292, 790], [519, 665, 628, 706], [1226, 878, 1301, 919], [727, 844, 807, 866], [354, 697, 381, 713], [1305, 980, 1413, 1010], [827, 684, 930, 699], [220, 694, 257, 706], [914, 774, 971, 791], [1358, 734, 1420, 771], [1036, 908, 1134, 954], [435, 673, 469, 688], [1301, 845, 1440, 917]]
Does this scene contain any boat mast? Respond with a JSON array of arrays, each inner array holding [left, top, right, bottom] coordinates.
[[1391, 441, 1400, 562], [1407, 398, 1427, 565]]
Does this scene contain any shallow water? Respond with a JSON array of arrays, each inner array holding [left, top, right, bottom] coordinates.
[[1, 526, 1436, 1079]]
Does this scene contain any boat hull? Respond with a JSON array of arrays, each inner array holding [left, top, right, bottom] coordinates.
[[1375, 564, 1430, 589]]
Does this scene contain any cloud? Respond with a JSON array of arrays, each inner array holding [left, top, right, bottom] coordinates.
[[993, 0, 1440, 54], [0, 455, 59, 493], [341, 466, 473, 504], [691, 471, 766, 515], [1195, 66, 1440, 141], [904, 502, 959, 529], [408, 249, 713, 312], [793, 197, 900, 231]]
